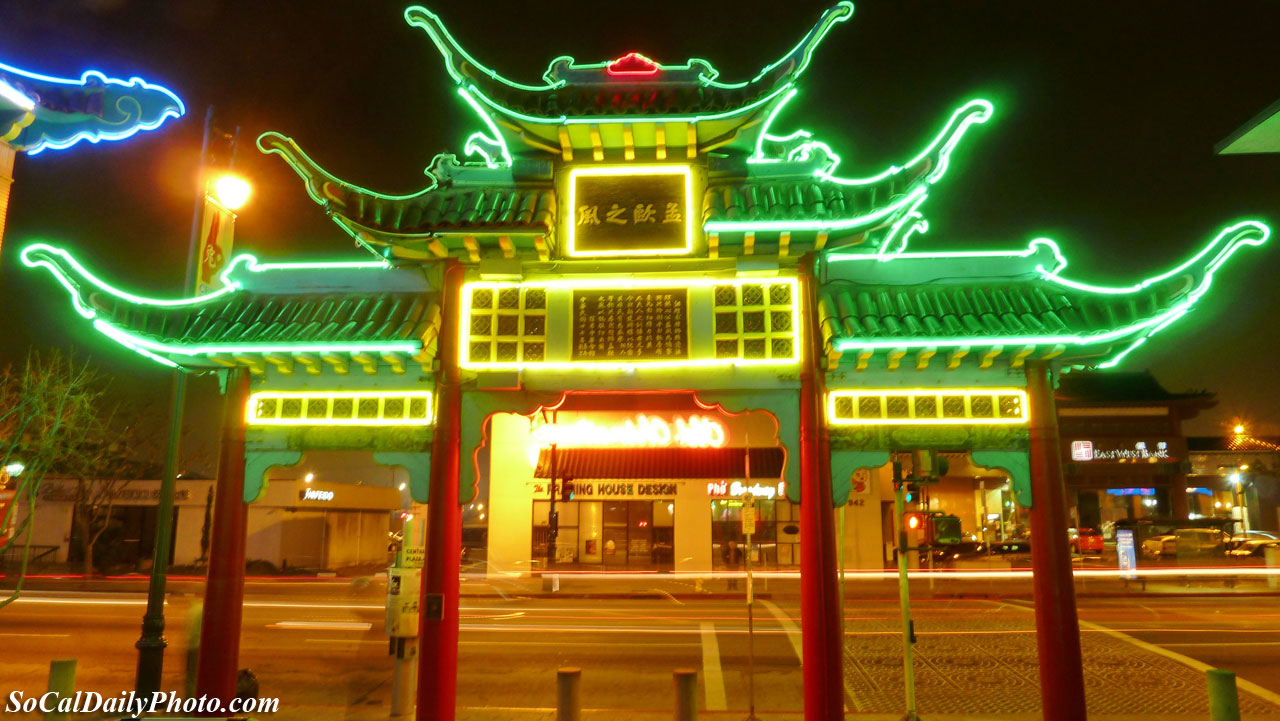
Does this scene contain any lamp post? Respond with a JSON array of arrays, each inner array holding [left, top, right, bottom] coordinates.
[[135, 105, 250, 697]]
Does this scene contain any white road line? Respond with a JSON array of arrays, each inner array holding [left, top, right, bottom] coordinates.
[[701, 622, 727, 711], [762, 600, 858, 712], [1161, 641, 1280, 647], [460, 640, 700, 647], [761, 600, 804, 661], [304, 638, 386, 644], [0, 633, 71, 638], [1007, 601, 1280, 710], [267, 621, 372, 631]]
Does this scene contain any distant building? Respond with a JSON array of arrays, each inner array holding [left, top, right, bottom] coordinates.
[[1189, 430, 1280, 533]]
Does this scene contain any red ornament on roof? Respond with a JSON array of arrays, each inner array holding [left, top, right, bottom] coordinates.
[[606, 52, 661, 76]]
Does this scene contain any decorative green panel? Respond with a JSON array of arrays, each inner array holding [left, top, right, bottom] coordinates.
[[244, 451, 303, 503], [971, 451, 1032, 508], [374, 452, 433, 503], [830, 450, 890, 507]]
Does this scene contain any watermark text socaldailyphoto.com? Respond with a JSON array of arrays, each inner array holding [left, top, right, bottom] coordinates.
[[5, 690, 278, 716]]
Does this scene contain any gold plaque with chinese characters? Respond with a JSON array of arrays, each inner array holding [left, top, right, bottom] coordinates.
[[567, 166, 692, 256], [572, 289, 688, 360]]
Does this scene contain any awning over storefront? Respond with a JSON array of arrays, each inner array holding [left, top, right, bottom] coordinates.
[[534, 447, 784, 480]]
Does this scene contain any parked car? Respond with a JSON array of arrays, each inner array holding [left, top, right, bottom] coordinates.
[[1069, 528, 1104, 554], [1175, 528, 1229, 560], [1227, 531, 1279, 551], [1141, 534, 1177, 558], [1227, 539, 1280, 558], [996, 536, 1031, 554], [930, 541, 988, 564]]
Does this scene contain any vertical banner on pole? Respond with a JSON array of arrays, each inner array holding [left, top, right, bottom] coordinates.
[[195, 195, 236, 296]]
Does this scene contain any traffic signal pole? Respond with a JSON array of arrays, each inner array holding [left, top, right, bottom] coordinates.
[[1025, 360, 1087, 721], [892, 462, 919, 721]]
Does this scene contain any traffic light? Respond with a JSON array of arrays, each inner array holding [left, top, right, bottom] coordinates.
[[930, 514, 962, 544], [904, 481, 919, 503], [904, 512, 924, 531], [560, 479, 576, 502]]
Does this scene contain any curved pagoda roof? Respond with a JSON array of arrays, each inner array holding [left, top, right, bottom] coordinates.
[[20, 245, 441, 376], [817, 221, 1270, 370], [404, 2, 854, 157]]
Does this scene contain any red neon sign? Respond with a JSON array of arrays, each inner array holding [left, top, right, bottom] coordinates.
[[606, 52, 661, 76], [531, 413, 725, 448]]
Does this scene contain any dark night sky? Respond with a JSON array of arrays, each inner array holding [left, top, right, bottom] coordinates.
[[1, 0, 1278, 465]]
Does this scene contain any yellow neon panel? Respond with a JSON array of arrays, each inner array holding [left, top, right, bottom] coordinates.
[[247, 391, 434, 427], [565, 165, 695, 258], [826, 388, 1028, 426], [459, 276, 800, 371]]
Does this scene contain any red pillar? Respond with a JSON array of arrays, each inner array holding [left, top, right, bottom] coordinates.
[[417, 259, 463, 721], [195, 368, 250, 707], [1026, 360, 1087, 721], [799, 261, 844, 721]]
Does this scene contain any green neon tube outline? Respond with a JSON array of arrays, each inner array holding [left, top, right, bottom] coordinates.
[[22, 243, 393, 317], [701, 1, 854, 89], [94, 319, 420, 358], [456, 87, 513, 168], [462, 80, 795, 127], [813, 99, 993, 186], [404, 6, 562, 91], [406, 2, 851, 98], [23, 243, 413, 364], [704, 184, 925, 234], [258, 131, 443, 207], [874, 191, 930, 258], [829, 220, 1269, 366], [827, 237, 1068, 270]]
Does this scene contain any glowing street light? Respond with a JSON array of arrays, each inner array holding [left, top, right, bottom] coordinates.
[[1233, 424, 1245, 435], [211, 173, 252, 211], [3, 462, 24, 477], [305, 473, 315, 484]]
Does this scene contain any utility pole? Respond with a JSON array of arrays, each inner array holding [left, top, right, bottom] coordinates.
[[135, 106, 215, 697], [892, 460, 919, 721]]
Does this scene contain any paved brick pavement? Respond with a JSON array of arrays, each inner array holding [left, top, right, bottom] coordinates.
[[842, 602, 1280, 717]]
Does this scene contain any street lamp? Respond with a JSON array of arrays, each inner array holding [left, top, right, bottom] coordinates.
[[212, 173, 251, 211], [3, 462, 23, 477], [136, 107, 249, 697]]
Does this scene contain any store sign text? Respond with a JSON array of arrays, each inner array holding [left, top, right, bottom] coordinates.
[[534, 481, 678, 498], [300, 488, 335, 501], [532, 413, 726, 448], [1070, 440, 1170, 462], [705, 480, 786, 500]]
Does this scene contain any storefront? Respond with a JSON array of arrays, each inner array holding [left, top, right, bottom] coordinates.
[[482, 398, 790, 574], [1054, 371, 1214, 535], [15, 475, 401, 572]]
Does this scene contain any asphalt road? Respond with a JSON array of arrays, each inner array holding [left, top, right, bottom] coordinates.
[[1, 579, 1278, 719]]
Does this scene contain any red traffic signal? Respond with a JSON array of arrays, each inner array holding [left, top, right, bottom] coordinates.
[[904, 513, 923, 531]]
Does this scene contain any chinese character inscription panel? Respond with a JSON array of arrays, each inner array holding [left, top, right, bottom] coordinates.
[[571, 289, 689, 360]]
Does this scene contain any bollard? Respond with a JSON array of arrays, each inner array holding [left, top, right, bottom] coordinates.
[[673, 668, 698, 721], [44, 659, 76, 721], [557, 667, 581, 721], [1207, 669, 1241, 721]]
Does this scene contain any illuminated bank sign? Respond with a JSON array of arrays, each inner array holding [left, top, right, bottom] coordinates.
[[1070, 440, 1171, 462], [567, 166, 693, 257], [532, 413, 726, 448]]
